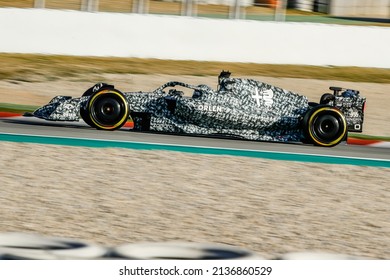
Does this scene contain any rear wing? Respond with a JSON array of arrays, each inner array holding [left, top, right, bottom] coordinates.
[[327, 87, 366, 133]]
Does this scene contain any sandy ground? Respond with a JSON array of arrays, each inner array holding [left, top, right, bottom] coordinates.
[[0, 142, 389, 259], [0, 75, 389, 259]]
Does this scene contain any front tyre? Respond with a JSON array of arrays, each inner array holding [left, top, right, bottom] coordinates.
[[303, 105, 347, 147], [80, 84, 115, 128], [87, 89, 129, 130]]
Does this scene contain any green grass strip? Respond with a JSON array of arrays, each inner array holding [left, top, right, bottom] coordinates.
[[0, 103, 39, 114], [349, 133, 390, 142]]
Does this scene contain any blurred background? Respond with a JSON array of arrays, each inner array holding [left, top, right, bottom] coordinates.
[[1, 0, 389, 24], [1, 0, 390, 262]]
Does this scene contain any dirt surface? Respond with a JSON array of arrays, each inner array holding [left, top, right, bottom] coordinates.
[[0, 75, 389, 259], [0, 142, 389, 259], [1, 74, 389, 136]]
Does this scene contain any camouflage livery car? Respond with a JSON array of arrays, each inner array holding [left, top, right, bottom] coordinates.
[[33, 71, 366, 147]]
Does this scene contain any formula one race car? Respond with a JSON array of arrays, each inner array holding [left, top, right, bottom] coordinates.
[[33, 71, 366, 147]]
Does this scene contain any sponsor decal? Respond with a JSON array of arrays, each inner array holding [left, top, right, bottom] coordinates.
[[197, 104, 223, 113], [92, 83, 104, 93], [349, 111, 360, 118]]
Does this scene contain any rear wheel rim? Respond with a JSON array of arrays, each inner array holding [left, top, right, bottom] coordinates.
[[313, 114, 340, 140], [308, 108, 346, 146]]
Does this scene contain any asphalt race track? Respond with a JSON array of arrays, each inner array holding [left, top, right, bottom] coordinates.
[[0, 116, 389, 165]]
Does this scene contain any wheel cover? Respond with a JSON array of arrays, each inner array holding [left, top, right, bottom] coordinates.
[[308, 107, 347, 146], [88, 90, 129, 130]]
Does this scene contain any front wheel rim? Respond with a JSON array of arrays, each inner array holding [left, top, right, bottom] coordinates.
[[89, 90, 128, 129]]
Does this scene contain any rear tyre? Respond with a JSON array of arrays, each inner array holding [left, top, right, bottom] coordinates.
[[303, 105, 347, 147], [86, 89, 129, 130]]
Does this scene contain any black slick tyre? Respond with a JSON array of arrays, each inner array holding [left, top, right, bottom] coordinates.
[[303, 105, 347, 147], [80, 104, 96, 128], [80, 84, 115, 128], [86, 88, 129, 130], [80, 86, 97, 128]]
